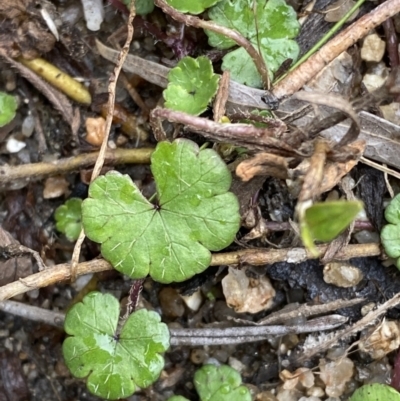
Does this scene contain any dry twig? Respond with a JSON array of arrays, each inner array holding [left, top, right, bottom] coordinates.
[[0, 243, 381, 301]]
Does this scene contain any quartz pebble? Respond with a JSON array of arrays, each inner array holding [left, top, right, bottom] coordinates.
[[6, 137, 26, 153], [323, 262, 363, 287], [222, 267, 275, 314], [361, 33, 386, 62], [43, 176, 69, 199], [319, 357, 354, 397]]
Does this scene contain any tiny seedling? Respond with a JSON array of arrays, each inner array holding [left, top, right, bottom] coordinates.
[[349, 383, 400, 401], [0, 91, 18, 127], [167, 364, 251, 401], [63, 292, 170, 400], [165, 0, 221, 14], [300, 200, 363, 256], [82, 139, 240, 283], [206, 0, 300, 87], [54, 198, 83, 241], [164, 56, 220, 115], [381, 193, 400, 268]]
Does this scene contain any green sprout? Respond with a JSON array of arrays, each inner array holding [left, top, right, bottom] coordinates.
[[54, 198, 83, 241], [300, 200, 363, 256], [167, 364, 251, 401], [164, 56, 220, 115], [0, 91, 18, 127], [381, 193, 400, 268]]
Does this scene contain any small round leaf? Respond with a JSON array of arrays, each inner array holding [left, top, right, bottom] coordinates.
[[349, 383, 400, 401], [194, 364, 251, 401], [381, 224, 400, 258], [385, 193, 400, 225], [63, 292, 170, 400], [164, 56, 219, 115], [82, 139, 240, 283], [54, 198, 82, 241], [0, 92, 18, 127]]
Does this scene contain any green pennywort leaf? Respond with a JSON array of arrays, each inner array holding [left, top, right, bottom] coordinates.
[[164, 56, 220, 115], [381, 193, 400, 264], [82, 139, 240, 283], [63, 292, 170, 400], [167, 397, 190, 401], [54, 198, 82, 241], [300, 200, 363, 256], [349, 383, 400, 401], [165, 0, 221, 14], [194, 364, 252, 401], [0, 92, 18, 127], [206, 0, 300, 87]]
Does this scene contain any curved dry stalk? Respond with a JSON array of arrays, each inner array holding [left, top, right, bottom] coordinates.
[[273, 0, 400, 98], [153, 0, 270, 88], [69, 0, 138, 282], [0, 243, 381, 301]]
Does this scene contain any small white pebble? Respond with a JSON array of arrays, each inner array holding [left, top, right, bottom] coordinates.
[[81, 0, 104, 31], [6, 137, 26, 153]]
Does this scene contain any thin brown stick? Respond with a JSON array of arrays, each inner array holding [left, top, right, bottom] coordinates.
[[69, 0, 138, 282], [0, 148, 153, 191], [297, 291, 400, 362], [0, 243, 381, 301], [153, 0, 270, 88], [381, 12, 400, 68], [273, 0, 400, 98]]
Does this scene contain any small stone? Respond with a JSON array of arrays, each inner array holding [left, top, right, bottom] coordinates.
[[323, 262, 363, 288], [43, 176, 69, 199], [21, 114, 35, 137], [361, 33, 386, 62], [222, 267, 275, 314], [307, 387, 325, 397], [362, 62, 389, 92], [361, 302, 375, 316], [85, 116, 106, 146], [158, 287, 185, 318], [319, 357, 354, 397], [190, 349, 207, 365], [380, 102, 400, 126], [228, 357, 246, 374], [180, 289, 202, 311], [6, 137, 26, 153]]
